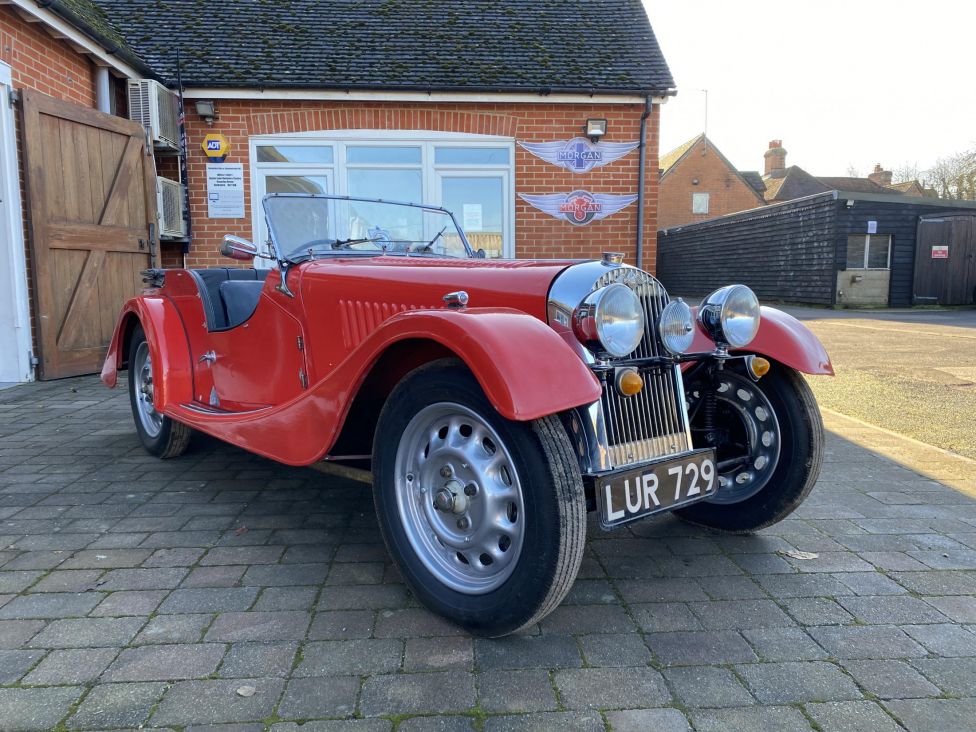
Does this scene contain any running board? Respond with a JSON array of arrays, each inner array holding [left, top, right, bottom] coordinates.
[[310, 460, 373, 485]]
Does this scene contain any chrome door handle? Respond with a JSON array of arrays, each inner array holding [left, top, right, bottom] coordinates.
[[198, 351, 216, 364]]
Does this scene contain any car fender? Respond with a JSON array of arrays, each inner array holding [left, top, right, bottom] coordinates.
[[360, 307, 602, 420], [100, 296, 194, 409], [687, 305, 833, 375], [162, 307, 601, 467]]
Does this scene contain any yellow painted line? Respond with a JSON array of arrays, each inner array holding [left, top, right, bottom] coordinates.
[[822, 408, 976, 500]]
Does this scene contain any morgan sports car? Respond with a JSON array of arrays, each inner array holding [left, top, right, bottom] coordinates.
[[102, 193, 832, 637]]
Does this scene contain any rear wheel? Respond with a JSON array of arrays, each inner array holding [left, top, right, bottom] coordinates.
[[373, 360, 586, 637], [128, 326, 191, 459], [676, 363, 823, 533]]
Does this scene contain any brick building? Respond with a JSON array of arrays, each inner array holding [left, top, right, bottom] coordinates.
[[657, 134, 765, 229], [0, 0, 675, 383]]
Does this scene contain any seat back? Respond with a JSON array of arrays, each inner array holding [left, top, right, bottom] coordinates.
[[219, 280, 265, 330], [187, 268, 269, 330]]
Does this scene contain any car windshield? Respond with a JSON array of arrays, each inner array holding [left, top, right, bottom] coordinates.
[[263, 194, 471, 262]]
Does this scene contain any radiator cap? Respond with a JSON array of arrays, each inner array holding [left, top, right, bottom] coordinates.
[[601, 251, 625, 265]]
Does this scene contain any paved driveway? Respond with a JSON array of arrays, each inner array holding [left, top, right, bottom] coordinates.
[[786, 307, 976, 460], [1, 375, 975, 731]]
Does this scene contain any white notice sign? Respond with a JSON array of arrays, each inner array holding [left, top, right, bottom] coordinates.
[[206, 163, 245, 218], [463, 203, 483, 232], [867, 220, 877, 234]]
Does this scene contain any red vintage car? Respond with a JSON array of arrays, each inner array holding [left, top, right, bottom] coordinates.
[[102, 193, 832, 636]]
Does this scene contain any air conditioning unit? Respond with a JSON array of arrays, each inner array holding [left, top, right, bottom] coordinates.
[[128, 79, 180, 150], [156, 176, 187, 239]]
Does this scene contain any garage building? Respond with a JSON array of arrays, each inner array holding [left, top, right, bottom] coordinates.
[[657, 191, 976, 307], [0, 0, 675, 383]]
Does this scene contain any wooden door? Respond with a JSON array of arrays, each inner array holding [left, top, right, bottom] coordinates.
[[914, 215, 976, 306], [20, 88, 157, 379]]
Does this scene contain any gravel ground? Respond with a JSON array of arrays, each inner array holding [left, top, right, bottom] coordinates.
[[786, 307, 976, 460]]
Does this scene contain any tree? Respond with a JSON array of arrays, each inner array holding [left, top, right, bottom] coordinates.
[[892, 162, 922, 184], [924, 150, 976, 200]]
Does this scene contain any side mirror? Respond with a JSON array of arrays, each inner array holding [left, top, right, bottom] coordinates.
[[220, 235, 257, 262]]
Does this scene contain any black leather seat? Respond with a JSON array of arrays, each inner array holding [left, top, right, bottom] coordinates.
[[187, 268, 269, 330], [219, 280, 264, 329]]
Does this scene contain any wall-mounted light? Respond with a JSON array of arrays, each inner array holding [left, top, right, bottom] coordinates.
[[584, 118, 607, 143], [195, 100, 218, 126], [692, 178, 700, 186]]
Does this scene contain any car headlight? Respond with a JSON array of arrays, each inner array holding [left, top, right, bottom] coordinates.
[[658, 298, 695, 354], [573, 283, 645, 357], [698, 284, 761, 349]]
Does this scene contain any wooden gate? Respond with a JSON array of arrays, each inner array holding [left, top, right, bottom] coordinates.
[[20, 89, 157, 380], [914, 215, 976, 306]]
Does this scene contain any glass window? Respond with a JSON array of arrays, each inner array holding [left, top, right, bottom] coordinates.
[[265, 175, 328, 195], [441, 176, 504, 258], [346, 146, 422, 165], [846, 236, 867, 268], [435, 147, 510, 165], [257, 146, 333, 164], [347, 169, 422, 203], [692, 192, 710, 214], [867, 235, 891, 269], [847, 234, 891, 269]]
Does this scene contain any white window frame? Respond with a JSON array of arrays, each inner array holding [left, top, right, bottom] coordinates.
[[0, 61, 34, 382], [249, 130, 516, 257], [691, 192, 710, 215], [846, 233, 891, 270]]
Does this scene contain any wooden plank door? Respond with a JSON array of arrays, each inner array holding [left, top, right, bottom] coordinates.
[[913, 218, 951, 305], [20, 88, 157, 379]]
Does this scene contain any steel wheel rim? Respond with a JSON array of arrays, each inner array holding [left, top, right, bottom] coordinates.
[[133, 341, 163, 438], [693, 375, 781, 505], [394, 402, 525, 595]]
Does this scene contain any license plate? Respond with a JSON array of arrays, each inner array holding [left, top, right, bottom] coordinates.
[[597, 449, 717, 529]]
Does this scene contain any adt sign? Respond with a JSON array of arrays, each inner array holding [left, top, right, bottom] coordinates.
[[202, 133, 229, 161]]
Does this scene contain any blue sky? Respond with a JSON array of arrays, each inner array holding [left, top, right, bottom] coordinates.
[[643, 0, 974, 179]]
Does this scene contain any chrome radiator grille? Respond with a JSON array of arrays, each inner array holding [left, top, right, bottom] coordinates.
[[593, 267, 669, 360], [600, 365, 692, 467], [591, 268, 692, 468]]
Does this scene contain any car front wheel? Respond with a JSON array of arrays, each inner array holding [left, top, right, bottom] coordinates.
[[128, 325, 192, 459], [372, 360, 586, 637], [676, 362, 824, 533]]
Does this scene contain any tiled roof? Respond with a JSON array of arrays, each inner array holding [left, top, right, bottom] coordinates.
[[815, 177, 896, 194], [739, 170, 766, 196], [84, 0, 675, 94], [659, 134, 703, 173], [44, 0, 154, 76], [763, 166, 829, 202]]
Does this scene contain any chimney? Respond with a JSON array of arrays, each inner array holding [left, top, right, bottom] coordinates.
[[868, 163, 893, 187], [764, 140, 787, 176]]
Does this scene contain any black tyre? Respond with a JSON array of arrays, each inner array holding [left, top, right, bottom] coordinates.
[[676, 363, 823, 533], [372, 359, 586, 637], [128, 325, 192, 459]]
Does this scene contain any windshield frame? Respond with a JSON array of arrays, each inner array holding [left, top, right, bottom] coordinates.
[[261, 193, 474, 263]]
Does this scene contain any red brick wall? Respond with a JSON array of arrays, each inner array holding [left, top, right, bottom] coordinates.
[[174, 99, 660, 272], [0, 7, 95, 105], [658, 137, 764, 230]]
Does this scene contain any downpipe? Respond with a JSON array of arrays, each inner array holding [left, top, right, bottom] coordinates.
[[635, 96, 653, 270]]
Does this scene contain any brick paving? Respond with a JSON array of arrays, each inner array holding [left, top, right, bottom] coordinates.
[[1, 376, 976, 731]]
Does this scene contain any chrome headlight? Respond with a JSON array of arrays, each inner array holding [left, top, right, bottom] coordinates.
[[573, 283, 645, 358], [699, 284, 761, 349], [658, 298, 695, 354]]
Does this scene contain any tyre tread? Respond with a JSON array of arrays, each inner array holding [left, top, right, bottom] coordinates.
[[505, 414, 587, 634]]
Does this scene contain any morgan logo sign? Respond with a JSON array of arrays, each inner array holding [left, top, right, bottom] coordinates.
[[519, 190, 638, 226], [517, 137, 639, 173]]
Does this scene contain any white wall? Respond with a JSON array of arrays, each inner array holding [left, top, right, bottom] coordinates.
[[0, 61, 35, 382]]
